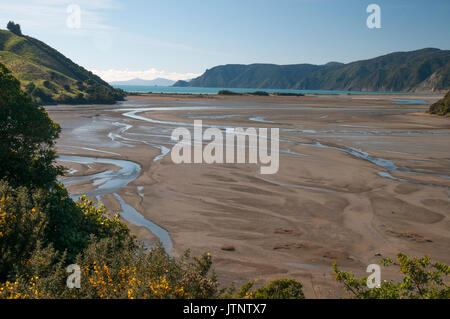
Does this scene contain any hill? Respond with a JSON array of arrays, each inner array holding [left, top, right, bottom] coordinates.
[[110, 78, 175, 86], [173, 80, 190, 87], [178, 48, 450, 92], [0, 29, 124, 104], [429, 90, 450, 115]]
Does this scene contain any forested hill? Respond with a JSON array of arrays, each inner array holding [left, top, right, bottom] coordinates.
[[179, 48, 450, 93], [0, 28, 124, 104]]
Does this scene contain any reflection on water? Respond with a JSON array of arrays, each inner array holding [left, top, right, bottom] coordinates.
[[59, 155, 140, 197], [393, 98, 437, 105], [113, 193, 173, 254], [59, 155, 173, 254]]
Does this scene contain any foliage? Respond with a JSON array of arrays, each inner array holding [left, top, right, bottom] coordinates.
[[429, 90, 450, 115], [6, 22, 22, 36], [0, 181, 136, 280], [333, 253, 450, 299], [0, 184, 47, 281], [0, 240, 219, 299], [222, 279, 305, 299], [0, 63, 63, 189]]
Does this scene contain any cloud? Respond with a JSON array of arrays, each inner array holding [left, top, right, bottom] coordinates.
[[0, 0, 119, 31], [91, 68, 201, 82]]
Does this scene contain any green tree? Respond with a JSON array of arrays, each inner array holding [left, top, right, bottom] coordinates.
[[0, 63, 63, 189], [6, 21, 22, 36]]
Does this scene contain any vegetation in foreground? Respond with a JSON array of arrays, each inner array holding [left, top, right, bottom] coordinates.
[[429, 90, 450, 115], [0, 23, 124, 105], [333, 254, 449, 299], [0, 63, 448, 299]]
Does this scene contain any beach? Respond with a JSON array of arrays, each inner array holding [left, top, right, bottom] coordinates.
[[48, 93, 450, 298]]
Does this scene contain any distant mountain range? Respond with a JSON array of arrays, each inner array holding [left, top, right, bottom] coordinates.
[[0, 29, 124, 104], [175, 48, 450, 92], [110, 78, 175, 86]]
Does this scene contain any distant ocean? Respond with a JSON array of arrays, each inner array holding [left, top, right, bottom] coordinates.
[[112, 85, 413, 95]]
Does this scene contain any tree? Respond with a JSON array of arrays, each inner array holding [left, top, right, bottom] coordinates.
[[0, 63, 62, 189], [6, 21, 22, 36]]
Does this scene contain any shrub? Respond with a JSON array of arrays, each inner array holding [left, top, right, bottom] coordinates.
[[429, 90, 450, 115], [0, 240, 219, 299], [222, 279, 305, 299], [333, 253, 449, 299]]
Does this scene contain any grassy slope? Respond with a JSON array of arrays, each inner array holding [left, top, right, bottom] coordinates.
[[0, 29, 124, 104]]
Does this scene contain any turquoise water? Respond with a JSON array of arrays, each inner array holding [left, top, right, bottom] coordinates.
[[393, 98, 437, 105], [113, 85, 412, 95]]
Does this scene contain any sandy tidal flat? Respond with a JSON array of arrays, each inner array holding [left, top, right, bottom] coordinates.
[[48, 93, 450, 298]]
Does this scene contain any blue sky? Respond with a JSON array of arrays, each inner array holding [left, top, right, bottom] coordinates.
[[1, 0, 449, 82]]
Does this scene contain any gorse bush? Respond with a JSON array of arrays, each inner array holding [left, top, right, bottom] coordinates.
[[0, 182, 134, 282], [223, 279, 305, 299], [0, 241, 219, 299], [333, 253, 449, 299]]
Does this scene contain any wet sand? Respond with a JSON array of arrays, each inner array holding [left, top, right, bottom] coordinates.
[[48, 93, 450, 298]]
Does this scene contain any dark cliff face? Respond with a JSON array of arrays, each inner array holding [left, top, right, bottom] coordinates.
[[185, 48, 450, 92], [0, 29, 124, 105]]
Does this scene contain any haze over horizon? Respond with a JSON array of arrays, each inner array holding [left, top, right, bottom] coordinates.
[[1, 0, 449, 82]]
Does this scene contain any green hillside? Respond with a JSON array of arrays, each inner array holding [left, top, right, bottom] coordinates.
[[181, 48, 450, 93], [429, 90, 450, 115], [0, 29, 124, 104]]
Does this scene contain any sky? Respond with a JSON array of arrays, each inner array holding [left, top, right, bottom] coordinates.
[[0, 0, 449, 82]]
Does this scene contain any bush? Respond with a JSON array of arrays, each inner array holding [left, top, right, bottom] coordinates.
[[333, 253, 449, 299], [0, 240, 219, 299], [222, 279, 305, 299], [429, 90, 450, 115], [0, 181, 134, 279]]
